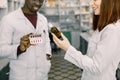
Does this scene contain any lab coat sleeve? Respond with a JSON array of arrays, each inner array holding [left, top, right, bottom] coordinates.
[[0, 17, 18, 59], [64, 26, 120, 74]]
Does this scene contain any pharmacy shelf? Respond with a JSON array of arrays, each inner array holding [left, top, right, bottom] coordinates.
[[40, 0, 82, 31]]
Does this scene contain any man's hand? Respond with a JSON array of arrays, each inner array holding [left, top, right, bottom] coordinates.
[[19, 33, 33, 51], [46, 54, 51, 60]]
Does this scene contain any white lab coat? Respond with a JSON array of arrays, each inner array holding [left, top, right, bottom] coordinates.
[[0, 8, 51, 80], [65, 19, 120, 80]]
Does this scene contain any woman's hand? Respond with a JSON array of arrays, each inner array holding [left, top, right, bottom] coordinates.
[[52, 33, 71, 51]]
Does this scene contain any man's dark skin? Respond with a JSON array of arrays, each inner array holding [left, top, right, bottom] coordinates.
[[19, 0, 51, 60], [20, 0, 44, 51]]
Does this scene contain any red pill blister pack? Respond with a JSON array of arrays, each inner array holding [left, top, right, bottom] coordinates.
[[29, 34, 42, 45]]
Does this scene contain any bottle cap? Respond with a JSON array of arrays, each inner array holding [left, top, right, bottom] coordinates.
[[48, 23, 53, 28]]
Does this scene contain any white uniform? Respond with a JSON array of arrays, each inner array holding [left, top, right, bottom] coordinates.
[[65, 20, 120, 80], [0, 8, 51, 80]]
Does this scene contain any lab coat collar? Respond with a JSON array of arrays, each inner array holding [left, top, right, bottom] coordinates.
[[17, 8, 26, 19], [17, 8, 39, 19], [16, 8, 40, 30], [115, 19, 120, 26], [117, 19, 120, 23]]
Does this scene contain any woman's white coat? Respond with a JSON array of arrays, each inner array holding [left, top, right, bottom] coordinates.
[[65, 20, 120, 80]]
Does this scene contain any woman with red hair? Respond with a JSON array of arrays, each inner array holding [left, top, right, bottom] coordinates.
[[52, 0, 120, 80]]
